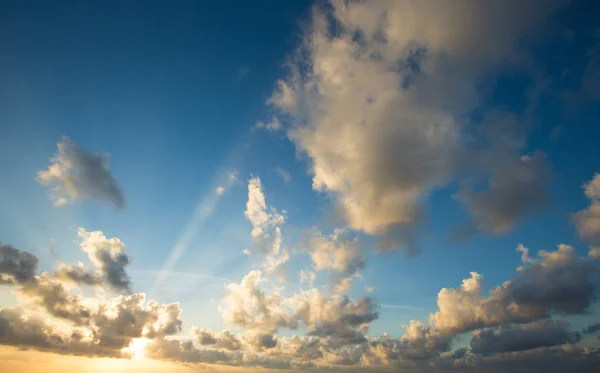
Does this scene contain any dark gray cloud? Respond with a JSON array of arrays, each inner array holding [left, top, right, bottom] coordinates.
[[457, 152, 551, 235], [470, 319, 581, 354], [582, 323, 600, 335], [55, 263, 103, 287], [37, 137, 125, 208], [77, 228, 132, 292], [0, 243, 38, 284], [194, 328, 242, 351]]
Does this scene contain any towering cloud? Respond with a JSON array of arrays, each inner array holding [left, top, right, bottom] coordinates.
[[245, 177, 289, 274], [37, 137, 125, 208]]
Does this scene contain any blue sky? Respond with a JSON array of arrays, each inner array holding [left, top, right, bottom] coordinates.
[[1, 1, 600, 372]]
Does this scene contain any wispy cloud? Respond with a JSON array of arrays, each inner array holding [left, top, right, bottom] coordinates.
[[149, 171, 238, 297], [381, 304, 424, 311]]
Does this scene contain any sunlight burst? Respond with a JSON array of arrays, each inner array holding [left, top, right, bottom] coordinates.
[[123, 338, 149, 360]]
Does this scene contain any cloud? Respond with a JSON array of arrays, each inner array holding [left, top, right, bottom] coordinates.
[[456, 152, 551, 235], [1, 232, 600, 370], [245, 177, 289, 274], [573, 173, 600, 242], [265, 0, 564, 250], [301, 229, 365, 283], [429, 244, 599, 337], [299, 270, 315, 286], [0, 243, 39, 284], [194, 328, 242, 351], [582, 323, 600, 335], [290, 290, 378, 347], [0, 233, 185, 359], [77, 228, 132, 292], [37, 137, 124, 208], [275, 166, 292, 184], [254, 117, 281, 132], [220, 270, 298, 333], [470, 319, 581, 354]]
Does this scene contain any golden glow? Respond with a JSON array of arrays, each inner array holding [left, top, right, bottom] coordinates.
[[122, 338, 149, 360]]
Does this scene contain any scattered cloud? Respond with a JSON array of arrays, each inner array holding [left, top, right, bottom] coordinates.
[[37, 137, 124, 208], [275, 166, 292, 184], [254, 117, 281, 132]]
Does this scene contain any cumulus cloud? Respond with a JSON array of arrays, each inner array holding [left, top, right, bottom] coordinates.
[[573, 173, 600, 242], [245, 177, 289, 274], [429, 244, 599, 337], [0, 232, 185, 359], [1, 231, 600, 371], [194, 328, 242, 351], [220, 270, 297, 333], [470, 319, 581, 354], [0, 243, 39, 284], [265, 0, 564, 250], [301, 229, 365, 284], [37, 137, 124, 208], [77, 228, 132, 292]]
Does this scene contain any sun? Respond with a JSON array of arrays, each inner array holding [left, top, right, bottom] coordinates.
[[123, 338, 149, 360]]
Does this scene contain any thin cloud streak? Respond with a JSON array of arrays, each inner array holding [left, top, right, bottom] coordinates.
[[148, 172, 237, 298], [381, 304, 425, 311]]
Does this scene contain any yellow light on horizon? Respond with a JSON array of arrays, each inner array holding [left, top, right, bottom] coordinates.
[[123, 338, 149, 360]]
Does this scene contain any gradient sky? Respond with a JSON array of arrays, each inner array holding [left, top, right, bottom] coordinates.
[[1, 1, 600, 372]]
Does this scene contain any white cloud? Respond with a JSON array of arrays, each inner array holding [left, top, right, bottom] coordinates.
[[37, 137, 124, 208]]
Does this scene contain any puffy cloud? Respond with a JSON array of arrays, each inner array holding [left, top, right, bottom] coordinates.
[[19, 273, 93, 325], [37, 137, 124, 208], [146, 337, 231, 364], [54, 262, 103, 287], [220, 270, 297, 333], [194, 328, 242, 351], [301, 229, 365, 282], [0, 243, 39, 284], [0, 306, 121, 358], [245, 177, 289, 274], [429, 244, 599, 337], [573, 173, 600, 242], [77, 228, 132, 292], [267, 0, 564, 250], [470, 319, 581, 354], [291, 290, 378, 346], [242, 331, 278, 351]]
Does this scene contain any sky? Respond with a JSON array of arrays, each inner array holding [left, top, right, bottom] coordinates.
[[1, 0, 600, 372]]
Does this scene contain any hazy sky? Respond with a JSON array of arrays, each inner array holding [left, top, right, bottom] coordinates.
[[1, 1, 600, 372]]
